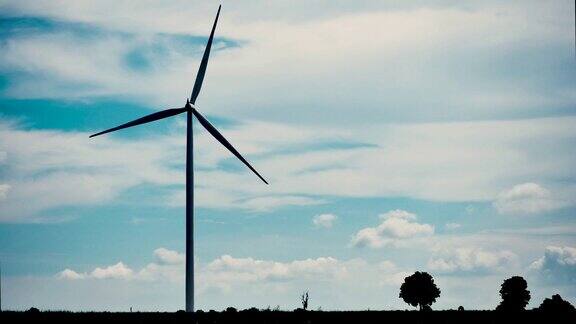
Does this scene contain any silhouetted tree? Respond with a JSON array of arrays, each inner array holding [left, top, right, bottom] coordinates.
[[225, 307, 237, 313], [496, 276, 530, 311], [538, 294, 575, 313], [399, 271, 441, 310], [301, 290, 309, 311]]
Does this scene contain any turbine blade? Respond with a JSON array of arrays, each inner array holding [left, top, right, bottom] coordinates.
[[193, 108, 268, 184], [90, 107, 187, 138], [190, 5, 221, 104]]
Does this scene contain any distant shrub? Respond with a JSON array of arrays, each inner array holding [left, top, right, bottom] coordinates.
[[301, 290, 309, 311], [538, 294, 575, 313], [458, 306, 465, 311], [399, 271, 441, 311], [225, 307, 237, 313], [27, 307, 40, 313], [496, 276, 530, 311]]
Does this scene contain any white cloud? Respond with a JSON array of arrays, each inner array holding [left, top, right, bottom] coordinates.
[[0, 120, 186, 222], [0, 183, 10, 200], [189, 254, 412, 297], [2, 114, 576, 223], [41, 239, 576, 311], [202, 255, 347, 292], [0, 121, 327, 222], [58, 262, 135, 280], [529, 246, 576, 283], [154, 248, 185, 265], [59, 248, 184, 282], [0, 2, 574, 224], [91, 262, 134, 280], [43, 249, 416, 310], [312, 213, 337, 228], [138, 262, 184, 283], [5, 0, 573, 220], [0, 1, 573, 123], [380, 209, 417, 221], [57, 248, 355, 293], [351, 210, 434, 248], [445, 223, 461, 230], [377, 215, 433, 239], [427, 248, 517, 273], [531, 246, 576, 268], [57, 269, 85, 280], [56, 248, 413, 296], [494, 183, 567, 215], [6, 1, 572, 222], [233, 195, 324, 212]]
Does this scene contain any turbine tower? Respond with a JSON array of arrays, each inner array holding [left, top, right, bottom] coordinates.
[[90, 5, 267, 312]]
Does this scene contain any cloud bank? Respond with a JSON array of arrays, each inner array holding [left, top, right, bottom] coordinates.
[[428, 248, 517, 274], [530, 246, 576, 284], [493, 183, 568, 215], [2, 113, 576, 223]]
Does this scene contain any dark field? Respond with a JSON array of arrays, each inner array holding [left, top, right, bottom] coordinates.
[[1, 310, 575, 324]]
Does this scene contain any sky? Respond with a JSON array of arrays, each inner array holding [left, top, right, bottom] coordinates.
[[0, 0, 575, 312]]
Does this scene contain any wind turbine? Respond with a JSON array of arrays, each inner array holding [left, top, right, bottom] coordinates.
[[89, 5, 268, 312]]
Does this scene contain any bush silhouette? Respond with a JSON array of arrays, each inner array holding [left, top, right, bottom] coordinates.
[[301, 290, 309, 311], [496, 276, 530, 311], [399, 271, 441, 310], [538, 294, 575, 313]]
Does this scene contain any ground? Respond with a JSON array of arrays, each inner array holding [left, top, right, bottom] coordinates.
[[1, 310, 574, 324]]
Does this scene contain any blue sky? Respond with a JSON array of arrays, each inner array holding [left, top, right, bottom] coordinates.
[[0, 0, 575, 312]]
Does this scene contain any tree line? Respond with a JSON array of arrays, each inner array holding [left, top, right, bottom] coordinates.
[[398, 271, 575, 312]]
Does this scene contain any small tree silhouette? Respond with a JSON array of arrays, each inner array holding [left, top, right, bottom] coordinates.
[[496, 276, 530, 311], [538, 294, 575, 313], [399, 271, 441, 310], [301, 290, 309, 311]]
